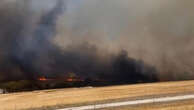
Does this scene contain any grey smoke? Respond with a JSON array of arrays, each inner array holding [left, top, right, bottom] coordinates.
[[55, 0, 194, 80], [0, 0, 194, 82]]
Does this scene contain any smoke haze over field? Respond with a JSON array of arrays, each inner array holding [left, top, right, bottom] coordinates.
[[0, 0, 194, 82]]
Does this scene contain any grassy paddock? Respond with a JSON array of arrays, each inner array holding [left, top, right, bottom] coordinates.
[[0, 80, 194, 110], [101, 100, 194, 110]]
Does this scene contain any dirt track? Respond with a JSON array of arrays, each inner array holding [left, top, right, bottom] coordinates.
[[58, 94, 194, 110]]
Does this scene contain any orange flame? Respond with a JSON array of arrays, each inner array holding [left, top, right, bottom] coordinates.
[[38, 77, 47, 81], [67, 78, 73, 82]]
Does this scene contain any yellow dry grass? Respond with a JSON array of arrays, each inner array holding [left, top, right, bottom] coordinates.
[[102, 100, 194, 110], [1, 80, 194, 110]]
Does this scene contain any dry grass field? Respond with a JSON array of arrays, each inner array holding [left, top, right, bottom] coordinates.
[[1, 80, 194, 110], [102, 100, 194, 110]]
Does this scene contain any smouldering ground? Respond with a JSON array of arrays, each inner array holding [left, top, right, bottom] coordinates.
[[1, 80, 194, 110]]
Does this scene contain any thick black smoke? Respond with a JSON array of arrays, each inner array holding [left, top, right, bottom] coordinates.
[[0, 1, 30, 81], [0, 0, 65, 81], [0, 0, 158, 83], [50, 45, 158, 83], [13, 0, 65, 80]]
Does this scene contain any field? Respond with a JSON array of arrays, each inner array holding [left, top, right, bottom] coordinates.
[[102, 100, 194, 110], [1, 80, 194, 110]]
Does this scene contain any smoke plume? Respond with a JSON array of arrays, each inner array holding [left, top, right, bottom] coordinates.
[[0, 0, 193, 83]]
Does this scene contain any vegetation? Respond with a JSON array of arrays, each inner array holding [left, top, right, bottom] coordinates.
[[0, 80, 194, 110], [102, 100, 194, 110], [0, 80, 37, 92]]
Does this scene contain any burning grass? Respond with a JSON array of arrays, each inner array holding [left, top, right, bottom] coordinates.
[[0, 80, 194, 110], [0, 74, 104, 92]]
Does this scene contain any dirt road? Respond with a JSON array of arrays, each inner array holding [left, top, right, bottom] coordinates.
[[58, 94, 194, 110]]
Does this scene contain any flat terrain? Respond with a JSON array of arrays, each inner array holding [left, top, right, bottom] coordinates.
[[1, 80, 194, 110], [101, 100, 194, 110]]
